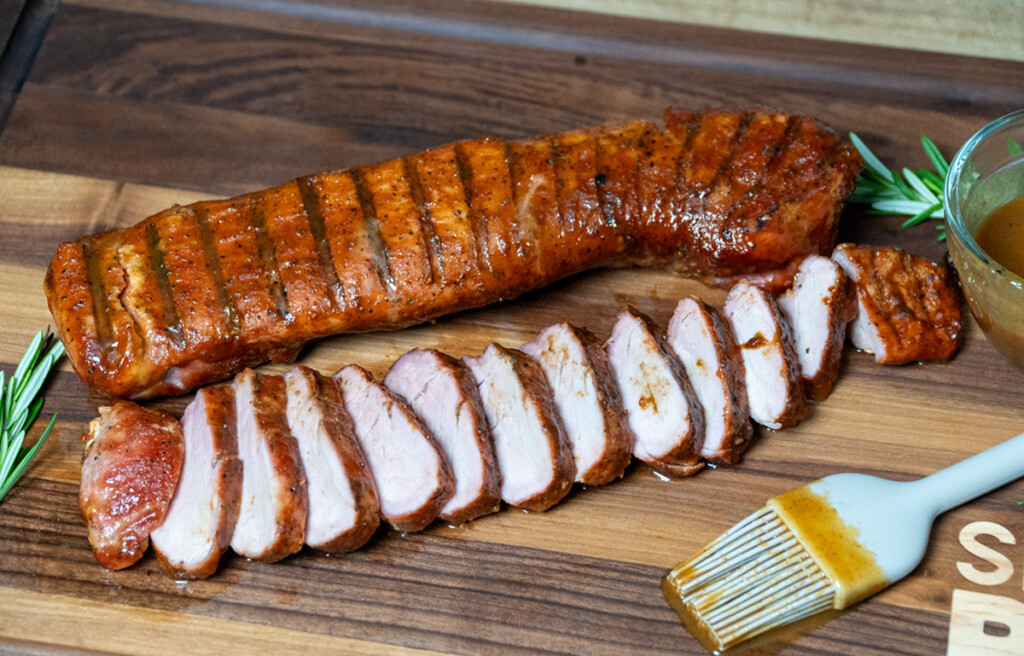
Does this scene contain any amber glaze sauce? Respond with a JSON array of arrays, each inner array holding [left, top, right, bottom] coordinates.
[[972, 195, 1024, 368], [769, 486, 889, 609], [976, 195, 1024, 279]]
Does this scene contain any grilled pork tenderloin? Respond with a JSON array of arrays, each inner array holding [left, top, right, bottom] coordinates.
[[832, 243, 963, 364], [334, 364, 454, 532], [464, 344, 575, 511], [605, 307, 705, 477], [151, 386, 242, 578], [284, 366, 380, 551], [384, 349, 501, 525], [777, 255, 855, 400], [80, 402, 184, 570], [229, 370, 308, 562], [724, 283, 806, 430], [520, 323, 633, 486], [666, 298, 752, 464], [45, 108, 861, 400]]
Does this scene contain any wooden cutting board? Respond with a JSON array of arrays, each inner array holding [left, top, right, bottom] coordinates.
[[1, 1, 1023, 653]]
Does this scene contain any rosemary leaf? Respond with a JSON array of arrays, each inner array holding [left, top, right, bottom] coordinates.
[[902, 202, 944, 228], [0, 329, 64, 505], [904, 168, 941, 206], [849, 133, 895, 180], [849, 132, 950, 240], [922, 136, 950, 177]]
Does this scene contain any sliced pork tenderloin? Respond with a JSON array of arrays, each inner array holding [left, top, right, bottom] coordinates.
[[464, 344, 575, 511], [80, 402, 184, 570], [832, 243, 963, 364], [151, 386, 242, 578], [335, 365, 454, 532], [666, 298, 752, 464], [724, 283, 806, 430], [230, 369, 308, 562], [384, 349, 501, 525], [777, 255, 856, 400], [520, 323, 633, 485], [285, 366, 381, 551], [605, 307, 705, 478]]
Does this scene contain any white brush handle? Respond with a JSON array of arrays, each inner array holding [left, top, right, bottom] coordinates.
[[910, 431, 1024, 516]]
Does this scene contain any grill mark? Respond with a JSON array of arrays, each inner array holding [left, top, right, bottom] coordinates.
[[82, 240, 113, 348], [701, 111, 754, 217], [594, 131, 620, 231], [453, 143, 491, 274], [351, 167, 397, 292], [195, 208, 241, 338], [297, 175, 346, 308], [772, 137, 845, 210], [726, 114, 800, 225], [402, 156, 441, 284], [251, 197, 290, 321], [503, 141, 526, 261], [766, 114, 801, 177], [145, 221, 185, 349], [549, 137, 566, 226], [670, 118, 702, 205]]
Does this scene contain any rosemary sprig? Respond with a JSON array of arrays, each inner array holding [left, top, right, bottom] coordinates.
[[0, 328, 65, 503], [848, 133, 950, 241]]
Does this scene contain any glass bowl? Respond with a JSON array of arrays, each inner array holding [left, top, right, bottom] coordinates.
[[945, 108, 1024, 368]]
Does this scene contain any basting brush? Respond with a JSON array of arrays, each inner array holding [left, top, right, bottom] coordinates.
[[662, 431, 1024, 653]]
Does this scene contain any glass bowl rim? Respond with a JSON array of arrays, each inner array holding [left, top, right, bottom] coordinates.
[[944, 107, 1024, 285]]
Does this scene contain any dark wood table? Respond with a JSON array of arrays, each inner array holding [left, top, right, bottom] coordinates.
[[1, 1, 1022, 653]]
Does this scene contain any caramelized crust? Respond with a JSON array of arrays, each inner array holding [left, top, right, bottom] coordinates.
[[79, 402, 184, 570], [45, 108, 861, 399], [833, 244, 963, 364]]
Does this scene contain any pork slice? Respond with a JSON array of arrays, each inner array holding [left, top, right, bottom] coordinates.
[[229, 369, 307, 562], [384, 349, 501, 525], [520, 323, 633, 485], [80, 402, 184, 570], [832, 243, 963, 364], [464, 344, 575, 511], [724, 282, 807, 429], [285, 366, 380, 551], [151, 386, 242, 578], [335, 364, 454, 532], [666, 298, 752, 464], [605, 307, 705, 477], [777, 255, 855, 400]]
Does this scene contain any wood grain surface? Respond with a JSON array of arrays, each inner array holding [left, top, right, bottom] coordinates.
[[495, 0, 1024, 63], [0, 1, 1023, 654]]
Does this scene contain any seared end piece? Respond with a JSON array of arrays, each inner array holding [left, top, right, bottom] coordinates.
[[724, 283, 807, 430], [384, 349, 501, 525], [832, 244, 963, 364], [605, 307, 705, 478], [777, 255, 856, 400], [521, 323, 633, 485], [658, 107, 862, 279], [464, 344, 575, 511], [667, 298, 752, 464], [80, 402, 184, 570], [285, 366, 381, 552], [230, 370, 308, 562], [335, 364, 454, 532], [151, 386, 242, 579]]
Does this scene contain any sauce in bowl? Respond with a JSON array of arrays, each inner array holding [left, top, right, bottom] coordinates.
[[945, 109, 1024, 370], [976, 196, 1024, 278]]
